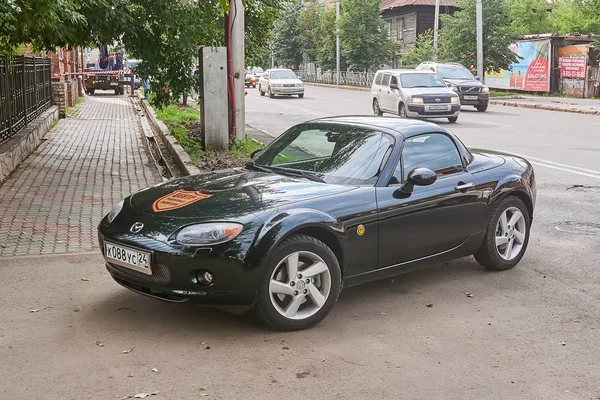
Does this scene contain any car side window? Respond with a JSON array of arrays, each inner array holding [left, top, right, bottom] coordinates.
[[400, 134, 464, 180], [390, 76, 398, 87], [382, 73, 391, 87], [375, 73, 383, 85]]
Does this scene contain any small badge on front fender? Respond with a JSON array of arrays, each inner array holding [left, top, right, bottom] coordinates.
[[152, 190, 213, 212]]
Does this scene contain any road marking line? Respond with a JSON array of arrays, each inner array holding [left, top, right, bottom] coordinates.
[[593, 122, 600, 126], [482, 121, 515, 128], [527, 161, 600, 180], [504, 152, 600, 175]]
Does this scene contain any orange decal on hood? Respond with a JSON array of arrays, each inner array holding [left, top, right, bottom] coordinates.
[[152, 190, 213, 212]]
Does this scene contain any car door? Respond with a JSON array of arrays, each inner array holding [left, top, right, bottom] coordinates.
[[378, 73, 392, 111], [386, 75, 400, 114], [260, 71, 269, 89], [376, 133, 486, 268]]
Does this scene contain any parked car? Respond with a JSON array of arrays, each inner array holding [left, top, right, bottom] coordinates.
[[416, 62, 490, 112], [372, 69, 461, 123], [258, 68, 304, 98], [99, 116, 535, 331], [245, 67, 264, 88]]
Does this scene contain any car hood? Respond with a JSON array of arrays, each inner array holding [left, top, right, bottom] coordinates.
[[402, 87, 455, 96], [270, 78, 302, 85], [129, 169, 355, 219], [443, 78, 484, 87]]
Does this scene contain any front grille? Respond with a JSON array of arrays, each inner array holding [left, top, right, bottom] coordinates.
[[418, 110, 456, 116], [422, 95, 452, 104], [283, 84, 295, 87], [459, 86, 481, 93], [107, 262, 171, 284]]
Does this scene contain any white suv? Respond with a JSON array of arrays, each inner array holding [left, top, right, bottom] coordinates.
[[371, 69, 461, 123]]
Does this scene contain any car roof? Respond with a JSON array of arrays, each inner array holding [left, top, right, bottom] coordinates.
[[266, 68, 294, 72], [377, 69, 436, 75], [311, 116, 447, 139]]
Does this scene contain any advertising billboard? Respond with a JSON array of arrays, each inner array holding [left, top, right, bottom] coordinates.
[[486, 39, 551, 92], [559, 45, 588, 97]]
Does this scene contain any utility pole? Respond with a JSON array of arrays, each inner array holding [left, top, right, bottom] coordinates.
[[476, 0, 484, 82], [335, 0, 340, 85], [433, 0, 440, 60], [230, 0, 245, 140]]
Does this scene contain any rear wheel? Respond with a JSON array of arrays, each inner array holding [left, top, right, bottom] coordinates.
[[448, 116, 458, 123], [373, 99, 383, 116], [255, 234, 342, 331], [474, 196, 531, 271], [476, 104, 488, 112], [398, 103, 407, 118]]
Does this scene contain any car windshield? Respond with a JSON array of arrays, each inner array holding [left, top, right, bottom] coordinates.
[[400, 73, 446, 88], [252, 124, 393, 185], [438, 66, 475, 80], [270, 70, 297, 79], [246, 67, 263, 74]]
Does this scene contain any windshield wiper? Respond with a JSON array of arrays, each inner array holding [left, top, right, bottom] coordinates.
[[269, 166, 325, 183], [245, 161, 273, 173]]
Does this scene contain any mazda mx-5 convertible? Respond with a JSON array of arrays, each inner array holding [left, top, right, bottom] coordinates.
[[98, 116, 536, 330]]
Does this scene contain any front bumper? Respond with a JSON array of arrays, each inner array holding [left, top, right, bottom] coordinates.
[[98, 224, 260, 307], [271, 87, 304, 95], [407, 104, 460, 118], [457, 92, 489, 106]]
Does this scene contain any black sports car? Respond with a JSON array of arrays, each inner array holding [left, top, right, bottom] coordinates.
[[98, 116, 536, 331]]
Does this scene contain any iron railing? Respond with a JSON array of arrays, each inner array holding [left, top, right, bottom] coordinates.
[[0, 55, 52, 145], [295, 70, 376, 87]]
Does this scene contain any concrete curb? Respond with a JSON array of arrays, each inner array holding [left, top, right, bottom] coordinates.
[[488, 99, 600, 116], [140, 99, 202, 176], [0, 106, 59, 183], [305, 82, 370, 92]]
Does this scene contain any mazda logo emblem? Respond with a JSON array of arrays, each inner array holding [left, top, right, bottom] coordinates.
[[130, 222, 144, 233], [435, 98, 441, 102]]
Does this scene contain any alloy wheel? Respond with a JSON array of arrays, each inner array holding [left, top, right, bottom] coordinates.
[[269, 251, 332, 320], [495, 206, 526, 260]]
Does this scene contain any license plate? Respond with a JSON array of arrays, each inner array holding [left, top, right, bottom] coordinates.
[[105, 242, 152, 275], [110, 82, 118, 86], [429, 105, 448, 111], [464, 95, 478, 100]]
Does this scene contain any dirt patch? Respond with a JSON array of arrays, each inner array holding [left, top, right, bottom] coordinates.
[[185, 120, 202, 142], [197, 151, 249, 171]]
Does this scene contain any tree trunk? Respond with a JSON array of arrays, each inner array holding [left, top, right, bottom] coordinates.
[[182, 93, 188, 106]]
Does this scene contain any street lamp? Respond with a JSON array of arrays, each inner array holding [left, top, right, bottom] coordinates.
[[336, 0, 340, 85]]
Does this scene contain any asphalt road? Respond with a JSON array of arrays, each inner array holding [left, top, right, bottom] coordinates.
[[1, 86, 599, 399]]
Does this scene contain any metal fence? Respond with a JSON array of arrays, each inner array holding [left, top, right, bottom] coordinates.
[[0, 55, 52, 145], [295, 70, 375, 87]]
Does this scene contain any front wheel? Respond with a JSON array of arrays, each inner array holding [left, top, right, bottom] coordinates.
[[398, 103, 407, 118], [255, 234, 342, 331], [474, 196, 531, 270], [268, 87, 274, 98], [448, 116, 458, 123], [476, 104, 488, 112], [298, 93, 304, 98], [259, 85, 265, 96]]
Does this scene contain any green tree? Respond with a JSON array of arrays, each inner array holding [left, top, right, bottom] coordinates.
[[298, 1, 322, 63], [338, 0, 395, 71], [272, 0, 304, 69], [314, 6, 338, 71], [549, 0, 600, 34], [439, 0, 519, 74], [508, 0, 553, 35], [400, 30, 435, 68]]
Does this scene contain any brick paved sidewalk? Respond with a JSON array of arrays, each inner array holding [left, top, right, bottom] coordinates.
[[0, 95, 161, 257]]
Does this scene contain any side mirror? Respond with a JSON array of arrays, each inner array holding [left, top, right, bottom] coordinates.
[[390, 83, 399, 90], [250, 149, 262, 159], [394, 167, 437, 197]]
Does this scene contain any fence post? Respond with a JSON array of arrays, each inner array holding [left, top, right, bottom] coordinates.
[[22, 57, 28, 124]]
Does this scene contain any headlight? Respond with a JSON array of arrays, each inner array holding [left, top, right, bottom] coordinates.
[[482, 86, 490, 93], [176, 223, 243, 246], [296, 83, 303, 87], [107, 200, 124, 224], [451, 96, 460, 104], [410, 97, 424, 104], [448, 85, 458, 92]]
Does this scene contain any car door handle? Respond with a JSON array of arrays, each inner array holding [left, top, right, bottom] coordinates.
[[455, 182, 475, 191]]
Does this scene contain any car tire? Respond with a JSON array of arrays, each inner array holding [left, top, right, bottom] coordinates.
[[268, 87, 275, 98], [476, 104, 488, 112], [259, 85, 265, 96], [253, 84, 256, 88], [398, 103, 407, 118], [373, 99, 383, 116], [448, 116, 458, 123], [255, 234, 342, 331], [114, 88, 119, 95], [89, 89, 95, 95], [474, 196, 531, 271], [298, 94, 304, 98]]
